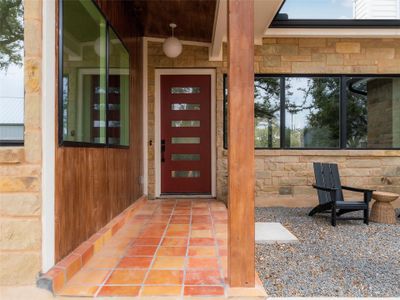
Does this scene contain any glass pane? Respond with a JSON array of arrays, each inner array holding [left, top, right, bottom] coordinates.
[[171, 171, 200, 178], [254, 77, 281, 148], [224, 76, 281, 149], [223, 80, 228, 148], [108, 27, 130, 146], [171, 137, 200, 144], [171, 120, 200, 127], [277, 0, 400, 20], [346, 77, 400, 148], [62, 0, 107, 144], [171, 87, 200, 94], [0, 0, 24, 145], [171, 103, 200, 110], [172, 154, 200, 161], [285, 77, 340, 148]]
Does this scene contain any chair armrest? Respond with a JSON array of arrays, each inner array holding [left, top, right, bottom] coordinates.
[[341, 186, 375, 193], [312, 184, 338, 192], [342, 185, 374, 203]]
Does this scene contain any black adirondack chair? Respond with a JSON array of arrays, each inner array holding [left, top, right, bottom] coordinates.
[[310, 162, 374, 226]]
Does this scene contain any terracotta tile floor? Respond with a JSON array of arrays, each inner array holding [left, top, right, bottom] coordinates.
[[58, 199, 229, 298]]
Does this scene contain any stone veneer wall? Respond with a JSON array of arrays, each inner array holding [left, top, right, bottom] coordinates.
[[0, 1, 42, 285], [147, 38, 400, 208]]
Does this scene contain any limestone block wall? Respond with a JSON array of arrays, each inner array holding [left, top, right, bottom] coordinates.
[[0, 1, 42, 285], [146, 38, 400, 207]]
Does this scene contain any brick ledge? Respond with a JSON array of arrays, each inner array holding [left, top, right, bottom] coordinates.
[[36, 195, 147, 294]]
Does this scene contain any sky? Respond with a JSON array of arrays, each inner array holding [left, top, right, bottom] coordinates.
[[280, 0, 354, 19]]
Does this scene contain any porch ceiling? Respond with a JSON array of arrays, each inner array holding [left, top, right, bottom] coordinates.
[[128, 0, 217, 42]]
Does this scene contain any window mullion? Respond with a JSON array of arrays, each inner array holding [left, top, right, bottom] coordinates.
[[340, 76, 347, 149], [280, 76, 285, 149]]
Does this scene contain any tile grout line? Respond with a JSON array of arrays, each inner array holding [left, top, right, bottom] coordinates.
[[181, 199, 193, 299], [93, 203, 157, 297], [209, 202, 227, 298], [138, 200, 178, 297]]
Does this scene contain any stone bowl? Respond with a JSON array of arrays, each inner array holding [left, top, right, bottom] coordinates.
[[372, 191, 399, 203]]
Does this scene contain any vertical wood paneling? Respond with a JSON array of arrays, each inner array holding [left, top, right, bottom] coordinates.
[[227, 0, 255, 288], [55, 1, 143, 261]]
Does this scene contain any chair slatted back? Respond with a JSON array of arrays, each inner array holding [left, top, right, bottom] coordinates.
[[313, 162, 344, 204]]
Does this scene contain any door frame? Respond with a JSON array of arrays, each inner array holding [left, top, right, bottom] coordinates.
[[154, 69, 216, 198]]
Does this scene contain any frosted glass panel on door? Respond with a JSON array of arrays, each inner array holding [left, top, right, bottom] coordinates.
[[172, 154, 200, 161], [171, 103, 200, 110], [171, 170, 200, 178], [171, 137, 200, 144], [171, 120, 200, 127], [171, 87, 200, 94]]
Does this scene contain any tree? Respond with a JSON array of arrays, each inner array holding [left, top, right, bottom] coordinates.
[[306, 78, 341, 147], [304, 78, 368, 148], [0, 0, 23, 71], [254, 77, 281, 147], [346, 81, 368, 147]]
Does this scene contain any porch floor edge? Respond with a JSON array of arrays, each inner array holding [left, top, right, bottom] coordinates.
[[36, 195, 148, 294]]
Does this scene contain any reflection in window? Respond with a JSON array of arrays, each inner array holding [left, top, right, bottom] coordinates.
[[0, 0, 24, 145], [347, 77, 400, 148], [285, 78, 340, 148], [62, 0, 107, 144], [254, 77, 281, 148], [223, 77, 281, 148], [108, 28, 129, 146], [61, 0, 130, 147], [171, 87, 200, 94], [223, 75, 399, 149]]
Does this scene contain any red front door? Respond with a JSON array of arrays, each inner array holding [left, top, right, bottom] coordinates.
[[161, 75, 211, 194]]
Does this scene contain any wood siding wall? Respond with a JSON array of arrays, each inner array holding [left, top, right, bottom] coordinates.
[[55, 1, 143, 261]]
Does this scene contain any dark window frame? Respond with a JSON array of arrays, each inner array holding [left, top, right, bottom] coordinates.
[[223, 74, 400, 150], [270, 19, 400, 29], [0, 123, 25, 147], [58, 0, 130, 149], [270, 0, 400, 29]]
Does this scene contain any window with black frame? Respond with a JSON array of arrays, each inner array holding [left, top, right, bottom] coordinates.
[[60, 0, 130, 147], [223, 75, 400, 150]]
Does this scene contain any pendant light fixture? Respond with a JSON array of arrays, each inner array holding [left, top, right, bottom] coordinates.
[[163, 23, 182, 58]]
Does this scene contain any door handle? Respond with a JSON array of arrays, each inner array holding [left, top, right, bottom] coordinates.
[[161, 139, 165, 163]]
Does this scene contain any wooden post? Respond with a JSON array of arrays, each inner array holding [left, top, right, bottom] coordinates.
[[227, 0, 255, 288]]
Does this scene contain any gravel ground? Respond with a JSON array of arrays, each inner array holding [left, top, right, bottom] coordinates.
[[255, 207, 400, 298]]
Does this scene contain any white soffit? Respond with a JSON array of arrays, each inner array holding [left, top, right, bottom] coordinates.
[[209, 0, 284, 61], [265, 28, 400, 38], [254, 0, 284, 44], [209, 0, 226, 61], [209, 0, 400, 58]]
